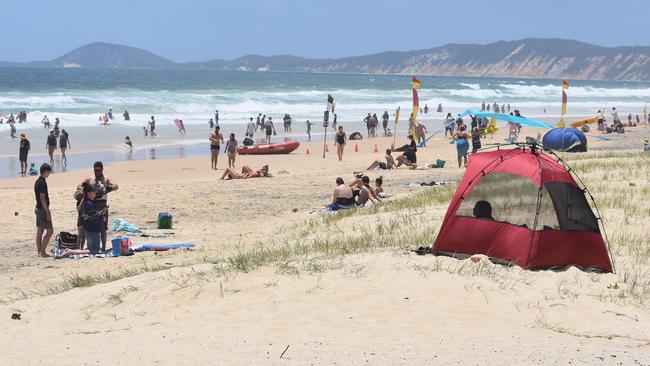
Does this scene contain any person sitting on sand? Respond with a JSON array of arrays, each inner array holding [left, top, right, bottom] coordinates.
[[220, 165, 269, 180], [355, 175, 381, 206], [373, 176, 386, 198], [473, 200, 493, 220], [367, 149, 395, 170], [29, 163, 38, 176], [395, 135, 417, 167], [643, 139, 650, 153], [327, 177, 356, 211]]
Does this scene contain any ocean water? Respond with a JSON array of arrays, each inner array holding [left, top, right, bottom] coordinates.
[[0, 68, 649, 178], [1, 68, 649, 131]]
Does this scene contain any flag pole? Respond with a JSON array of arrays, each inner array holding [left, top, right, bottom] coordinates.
[[393, 106, 400, 150], [322, 111, 328, 158]]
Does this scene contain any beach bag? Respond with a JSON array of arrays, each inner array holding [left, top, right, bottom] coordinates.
[[56, 231, 78, 249], [157, 212, 173, 229]]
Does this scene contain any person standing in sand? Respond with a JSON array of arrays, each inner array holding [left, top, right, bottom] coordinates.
[[19, 133, 30, 176], [34, 163, 53, 257], [59, 129, 71, 164], [334, 125, 346, 161], [454, 125, 470, 168], [209, 126, 224, 170], [46, 130, 57, 164], [214, 110, 220, 127], [415, 122, 427, 146], [224, 133, 238, 169], [76, 162, 118, 252]]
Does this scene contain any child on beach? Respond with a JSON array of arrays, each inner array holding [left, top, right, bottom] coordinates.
[[78, 184, 106, 253], [29, 163, 38, 176]]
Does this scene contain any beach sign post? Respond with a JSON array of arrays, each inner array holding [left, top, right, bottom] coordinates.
[[322, 110, 329, 158], [323, 94, 335, 158]]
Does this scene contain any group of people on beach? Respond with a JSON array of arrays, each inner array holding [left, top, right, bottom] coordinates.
[[32, 161, 118, 257], [327, 172, 385, 211], [481, 101, 511, 114]]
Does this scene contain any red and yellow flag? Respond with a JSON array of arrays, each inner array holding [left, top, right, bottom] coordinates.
[[562, 79, 569, 90]]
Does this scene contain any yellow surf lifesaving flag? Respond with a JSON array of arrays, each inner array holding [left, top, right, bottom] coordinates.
[[412, 77, 420, 138]]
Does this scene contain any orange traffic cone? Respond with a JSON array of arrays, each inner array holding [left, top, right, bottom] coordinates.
[[373, 144, 378, 153], [306, 148, 310, 155], [354, 144, 359, 153]]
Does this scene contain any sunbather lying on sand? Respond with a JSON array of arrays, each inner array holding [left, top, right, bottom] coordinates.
[[221, 165, 269, 180], [57, 248, 96, 258]]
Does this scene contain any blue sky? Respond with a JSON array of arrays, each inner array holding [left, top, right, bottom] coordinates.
[[2, 0, 647, 62]]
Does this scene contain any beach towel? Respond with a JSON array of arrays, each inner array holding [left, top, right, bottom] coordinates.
[[111, 217, 143, 233], [131, 243, 196, 252]]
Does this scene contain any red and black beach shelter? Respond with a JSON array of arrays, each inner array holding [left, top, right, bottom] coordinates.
[[432, 146, 613, 272]]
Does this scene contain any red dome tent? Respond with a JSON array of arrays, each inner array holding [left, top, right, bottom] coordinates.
[[432, 146, 613, 272]]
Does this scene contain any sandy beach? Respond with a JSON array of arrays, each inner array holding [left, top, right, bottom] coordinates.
[[1, 120, 649, 365]]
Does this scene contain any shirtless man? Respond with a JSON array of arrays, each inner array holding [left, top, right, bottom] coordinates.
[[415, 122, 428, 146], [367, 149, 395, 170], [209, 126, 224, 170], [327, 177, 355, 211], [75, 161, 118, 251]]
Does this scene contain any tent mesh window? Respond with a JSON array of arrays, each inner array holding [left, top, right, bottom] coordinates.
[[456, 172, 560, 229], [544, 182, 600, 232]]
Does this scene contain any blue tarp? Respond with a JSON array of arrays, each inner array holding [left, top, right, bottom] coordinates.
[[542, 128, 588, 152], [453, 109, 554, 129], [417, 109, 553, 147]]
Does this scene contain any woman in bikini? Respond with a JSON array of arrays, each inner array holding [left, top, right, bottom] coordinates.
[[224, 133, 238, 169], [220, 165, 269, 180]]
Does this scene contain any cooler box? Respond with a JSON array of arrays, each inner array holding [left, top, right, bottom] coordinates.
[[157, 212, 173, 229]]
